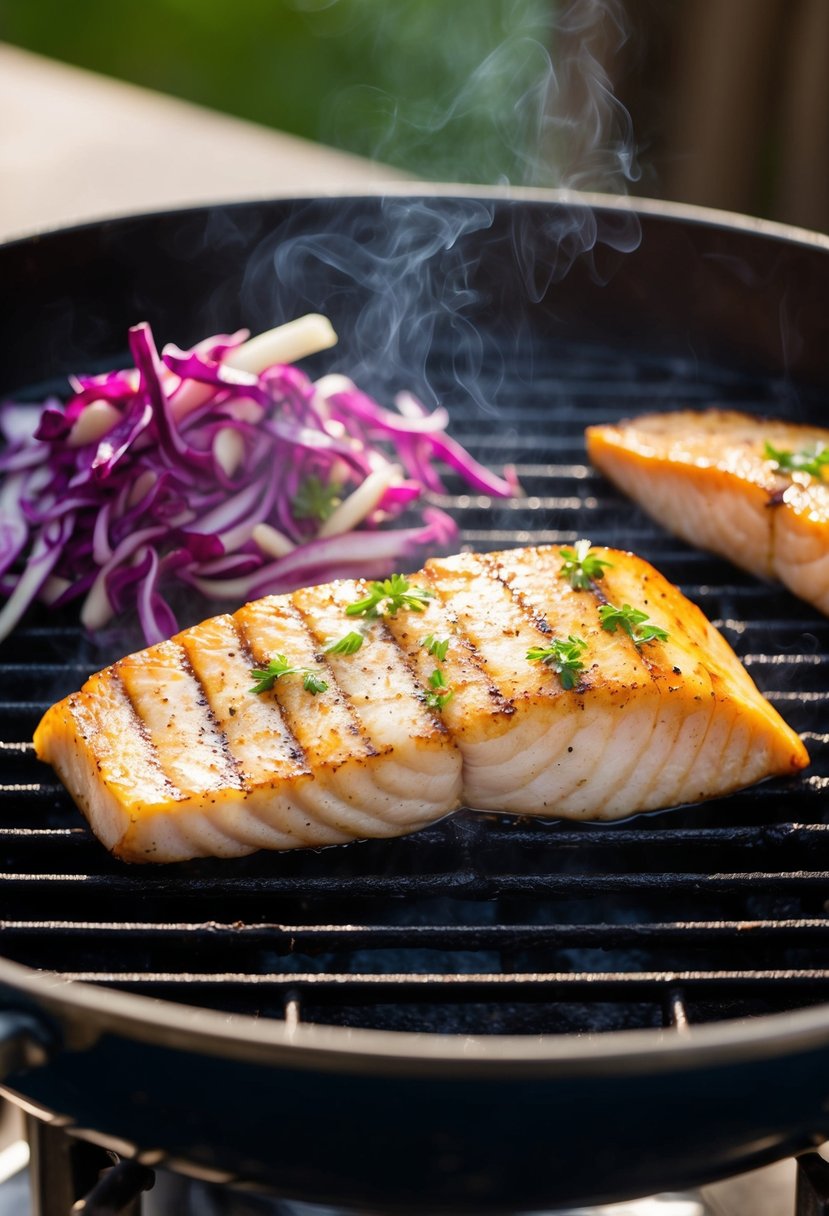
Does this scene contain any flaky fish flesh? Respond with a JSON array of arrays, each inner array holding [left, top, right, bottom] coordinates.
[[587, 409, 829, 615], [34, 545, 808, 862]]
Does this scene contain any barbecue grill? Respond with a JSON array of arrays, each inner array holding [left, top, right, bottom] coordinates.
[[1, 189, 829, 1214]]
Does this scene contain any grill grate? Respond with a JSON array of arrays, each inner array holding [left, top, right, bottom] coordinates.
[[1, 336, 828, 1037]]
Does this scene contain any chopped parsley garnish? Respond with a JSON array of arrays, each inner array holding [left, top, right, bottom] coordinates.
[[425, 667, 454, 710], [763, 441, 829, 480], [293, 473, 343, 521], [324, 630, 364, 656], [302, 672, 330, 695], [345, 573, 434, 618], [559, 539, 613, 590], [526, 634, 587, 690], [421, 634, 450, 662], [250, 655, 329, 695], [598, 603, 669, 646]]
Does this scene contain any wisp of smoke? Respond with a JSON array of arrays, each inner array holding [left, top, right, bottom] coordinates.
[[245, 0, 643, 416]]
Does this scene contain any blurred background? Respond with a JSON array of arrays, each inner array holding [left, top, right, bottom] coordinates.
[[1, 0, 828, 233]]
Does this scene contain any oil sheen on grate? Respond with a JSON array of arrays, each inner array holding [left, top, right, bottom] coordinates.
[[1, 335, 827, 1038]]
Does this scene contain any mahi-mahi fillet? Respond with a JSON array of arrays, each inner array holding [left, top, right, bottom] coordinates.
[[34, 546, 808, 862], [586, 409, 829, 615]]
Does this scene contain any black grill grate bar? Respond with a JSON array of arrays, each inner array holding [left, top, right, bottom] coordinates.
[[3, 919, 827, 946], [1, 626, 82, 639], [460, 530, 584, 544], [0, 828, 80, 838], [715, 618, 827, 633], [2, 664, 96, 675], [1, 822, 827, 849], [717, 776, 829, 794], [1, 871, 827, 894], [0, 785, 67, 796], [500, 463, 592, 476], [445, 394, 729, 419], [431, 494, 596, 511], [50, 969, 829, 993], [743, 654, 828, 666], [767, 693, 829, 705], [452, 529, 798, 549]]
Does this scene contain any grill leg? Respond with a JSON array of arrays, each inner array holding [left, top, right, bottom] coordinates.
[[26, 1115, 150, 1216], [71, 1158, 155, 1215], [797, 1152, 829, 1216], [27, 1116, 76, 1216]]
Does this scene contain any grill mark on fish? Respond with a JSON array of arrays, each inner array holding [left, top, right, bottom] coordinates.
[[484, 553, 553, 635], [485, 552, 596, 694], [373, 614, 453, 732], [433, 553, 553, 703], [116, 640, 243, 796], [293, 576, 450, 753], [109, 668, 180, 800], [419, 565, 515, 719], [176, 641, 246, 787], [588, 566, 661, 682], [586, 578, 610, 607], [225, 615, 309, 773], [237, 596, 381, 770], [288, 592, 381, 759]]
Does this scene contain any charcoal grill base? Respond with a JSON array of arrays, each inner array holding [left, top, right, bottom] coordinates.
[[0, 1019, 827, 1212]]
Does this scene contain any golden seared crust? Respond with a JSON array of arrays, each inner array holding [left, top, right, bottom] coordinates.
[[33, 544, 808, 862], [586, 409, 829, 608]]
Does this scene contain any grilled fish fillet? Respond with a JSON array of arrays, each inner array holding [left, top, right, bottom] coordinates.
[[34, 545, 808, 862], [586, 409, 829, 615]]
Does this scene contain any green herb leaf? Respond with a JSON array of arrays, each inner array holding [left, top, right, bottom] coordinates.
[[558, 539, 614, 590], [421, 634, 450, 662], [764, 441, 829, 480], [324, 631, 364, 656], [250, 655, 328, 695], [526, 634, 588, 690], [425, 667, 454, 710], [345, 573, 434, 618], [293, 473, 343, 522], [598, 603, 669, 647]]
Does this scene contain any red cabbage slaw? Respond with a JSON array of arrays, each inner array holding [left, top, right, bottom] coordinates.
[[0, 317, 516, 646]]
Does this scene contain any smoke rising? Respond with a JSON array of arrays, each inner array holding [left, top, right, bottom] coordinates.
[[243, 0, 643, 415], [302, 0, 640, 195]]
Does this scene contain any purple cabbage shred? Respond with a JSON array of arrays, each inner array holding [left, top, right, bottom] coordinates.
[[0, 321, 515, 646]]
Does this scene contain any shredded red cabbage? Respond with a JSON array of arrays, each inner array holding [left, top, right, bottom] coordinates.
[[0, 320, 516, 645]]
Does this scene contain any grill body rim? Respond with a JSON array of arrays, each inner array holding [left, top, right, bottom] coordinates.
[[5, 950, 829, 1075]]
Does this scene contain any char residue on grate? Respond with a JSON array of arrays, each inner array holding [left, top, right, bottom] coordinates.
[[1, 336, 827, 1038]]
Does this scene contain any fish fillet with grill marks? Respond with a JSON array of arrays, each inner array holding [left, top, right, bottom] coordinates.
[[586, 409, 829, 615], [34, 546, 808, 862]]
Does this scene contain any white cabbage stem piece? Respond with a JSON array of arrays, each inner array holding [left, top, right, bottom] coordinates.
[[170, 313, 339, 422], [66, 401, 123, 449], [225, 314, 337, 375], [252, 523, 296, 559], [212, 428, 246, 478], [317, 464, 402, 539]]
